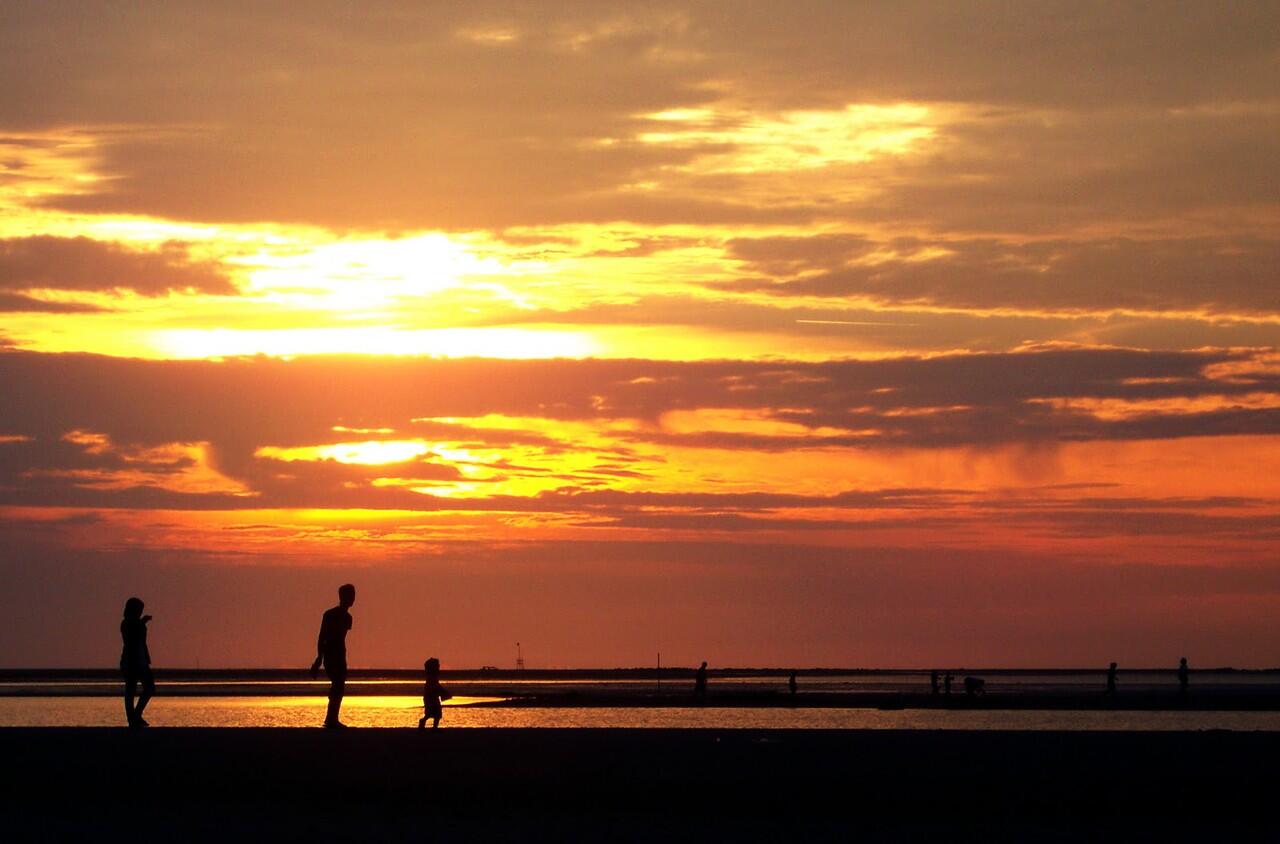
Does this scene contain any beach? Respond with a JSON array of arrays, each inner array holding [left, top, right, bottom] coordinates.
[[4, 727, 1275, 840]]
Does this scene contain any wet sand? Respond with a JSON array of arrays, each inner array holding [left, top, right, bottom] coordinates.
[[3, 727, 1275, 840]]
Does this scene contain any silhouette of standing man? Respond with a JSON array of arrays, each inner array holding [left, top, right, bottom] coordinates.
[[1177, 657, 1189, 696], [120, 597, 155, 728], [694, 661, 708, 699], [1105, 662, 1118, 698], [312, 583, 356, 729]]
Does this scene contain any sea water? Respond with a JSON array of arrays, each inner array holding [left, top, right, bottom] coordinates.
[[4, 696, 1280, 730]]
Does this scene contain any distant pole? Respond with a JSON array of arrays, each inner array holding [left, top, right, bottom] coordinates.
[[516, 641, 524, 671], [657, 652, 661, 692]]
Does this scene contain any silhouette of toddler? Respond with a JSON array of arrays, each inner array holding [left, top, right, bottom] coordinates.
[[419, 657, 452, 729]]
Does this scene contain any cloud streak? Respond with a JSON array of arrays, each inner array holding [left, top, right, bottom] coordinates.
[[0, 236, 234, 296], [0, 347, 1276, 516]]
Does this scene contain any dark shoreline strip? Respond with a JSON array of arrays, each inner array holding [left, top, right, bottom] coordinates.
[[3, 728, 1275, 838]]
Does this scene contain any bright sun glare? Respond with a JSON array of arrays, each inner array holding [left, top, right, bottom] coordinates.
[[258, 441, 432, 465]]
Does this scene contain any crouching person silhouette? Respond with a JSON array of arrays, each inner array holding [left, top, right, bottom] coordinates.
[[120, 597, 155, 728], [311, 583, 356, 729]]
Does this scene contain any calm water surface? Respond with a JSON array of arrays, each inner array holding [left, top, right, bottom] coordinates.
[[4, 672, 1277, 697], [4, 696, 1280, 730]]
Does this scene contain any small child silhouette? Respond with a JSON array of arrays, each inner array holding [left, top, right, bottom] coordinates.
[[418, 657, 452, 729]]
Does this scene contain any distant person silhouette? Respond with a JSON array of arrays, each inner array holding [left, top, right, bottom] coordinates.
[[418, 657, 452, 730], [694, 661, 708, 699], [944, 672, 953, 696], [120, 597, 155, 728], [1178, 657, 1189, 696], [1105, 662, 1118, 698], [788, 670, 798, 696], [930, 670, 940, 696], [964, 676, 986, 696], [311, 583, 355, 728]]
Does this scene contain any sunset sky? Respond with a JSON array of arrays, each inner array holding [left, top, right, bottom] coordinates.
[[2, 2, 1278, 668]]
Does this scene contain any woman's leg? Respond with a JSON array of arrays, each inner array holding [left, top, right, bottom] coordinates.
[[123, 676, 137, 725], [134, 670, 155, 723]]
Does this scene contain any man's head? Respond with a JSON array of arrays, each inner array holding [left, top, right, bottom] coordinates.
[[123, 596, 144, 619], [338, 583, 356, 608]]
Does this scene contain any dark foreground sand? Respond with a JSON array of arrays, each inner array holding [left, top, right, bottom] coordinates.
[[4, 728, 1276, 841]]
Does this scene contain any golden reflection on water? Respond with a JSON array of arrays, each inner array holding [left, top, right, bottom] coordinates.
[[256, 695, 501, 708], [5, 697, 1280, 731], [245, 696, 504, 728]]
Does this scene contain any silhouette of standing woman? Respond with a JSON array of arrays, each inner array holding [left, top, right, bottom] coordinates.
[[311, 583, 356, 729], [120, 597, 155, 728]]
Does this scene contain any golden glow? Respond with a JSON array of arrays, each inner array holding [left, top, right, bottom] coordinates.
[[258, 441, 434, 465], [456, 26, 521, 45], [155, 327, 599, 359], [1029, 392, 1280, 420], [659, 408, 855, 438], [38, 434, 252, 496], [236, 234, 501, 306], [0, 131, 105, 210], [0, 106, 1018, 365], [11, 434, 1280, 571], [635, 103, 937, 172], [259, 695, 501, 709]]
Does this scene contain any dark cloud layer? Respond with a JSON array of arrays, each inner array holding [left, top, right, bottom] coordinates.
[[0, 292, 107, 313], [0, 3, 1275, 232], [1, 346, 1272, 434], [726, 236, 1280, 315], [0, 347, 1275, 512], [0, 236, 233, 296]]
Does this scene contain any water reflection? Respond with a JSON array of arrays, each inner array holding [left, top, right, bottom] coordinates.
[[3, 696, 1280, 730], [3, 673, 1277, 698]]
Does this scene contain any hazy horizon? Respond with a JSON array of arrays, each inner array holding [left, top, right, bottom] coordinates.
[[4, 664, 1276, 673]]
